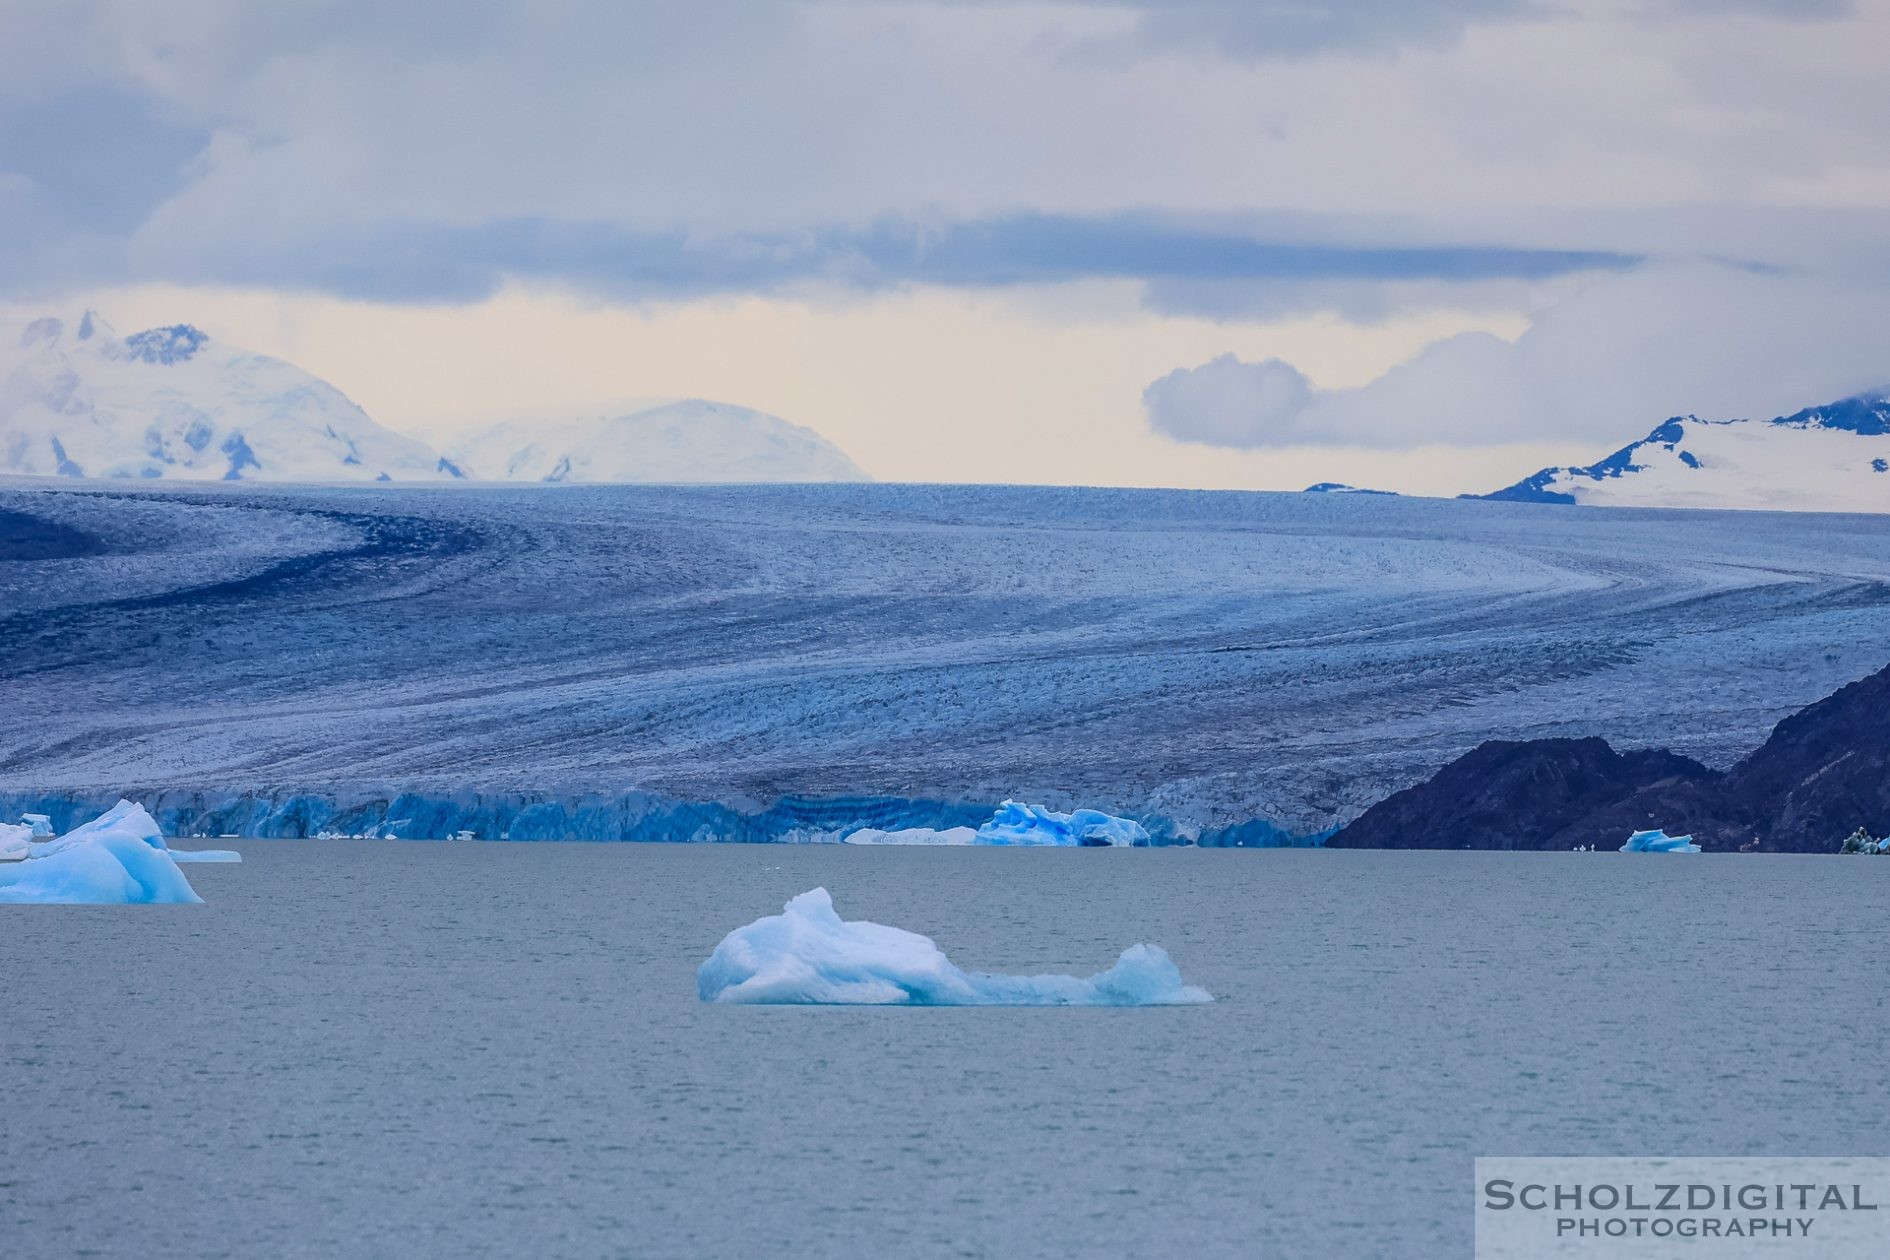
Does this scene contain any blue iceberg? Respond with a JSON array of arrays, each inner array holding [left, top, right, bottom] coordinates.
[[1620, 828, 1701, 853], [1, 799, 231, 904], [1, 832, 202, 904], [974, 801, 1150, 847], [697, 887, 1212, 1006]]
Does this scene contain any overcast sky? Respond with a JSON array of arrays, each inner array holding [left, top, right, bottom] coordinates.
[[4, 0, 1889, 492]]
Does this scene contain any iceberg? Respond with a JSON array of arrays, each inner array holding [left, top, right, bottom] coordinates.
[[974, 801, 1150, 847], [22, 813, 54, 837], [697, 887, 1212, 1005], [0, 831, 202, 904], [1, 799, 236, 904], [1620, 828, 1701, 853], [30, 799, 240, 863], [1838, 828, 1890, 855], [1, 822, 30, 861]]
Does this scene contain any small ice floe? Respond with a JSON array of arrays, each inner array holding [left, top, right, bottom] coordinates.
[[697, 887, 1212, 1006], [1620, 828, 1701, 853], [1838, 828, 1890, 855], [2, 801, 206, 904]]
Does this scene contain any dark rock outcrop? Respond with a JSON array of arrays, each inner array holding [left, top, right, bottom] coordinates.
[[1329, 738, 1718, 851], [1727, 664, 1890, 845], [1331, 661, 1890, 852]]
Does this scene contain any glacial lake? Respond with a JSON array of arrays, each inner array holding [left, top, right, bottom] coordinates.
[[7, 843, 1887, 1258]]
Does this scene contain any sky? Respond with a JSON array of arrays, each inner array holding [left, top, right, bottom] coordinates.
[[4, 0, 1890, 493]]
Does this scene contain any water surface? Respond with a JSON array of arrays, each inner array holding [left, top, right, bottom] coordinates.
[[6, 844, 1886, 1258]]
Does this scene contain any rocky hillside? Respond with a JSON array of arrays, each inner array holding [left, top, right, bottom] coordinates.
[[1329, 660, 1890, 852]]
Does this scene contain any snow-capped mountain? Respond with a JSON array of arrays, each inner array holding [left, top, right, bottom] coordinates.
[[448, 399, 869, 484], [1, 312, 461, 483], [1478, 392, 1890, 512], [1303, 482, 1396, 496]]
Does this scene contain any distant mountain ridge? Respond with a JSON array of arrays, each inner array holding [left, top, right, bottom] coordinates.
[[447, 400, 868, 484], [2, 312, 867, 486], [1476, 391, 1890, 512]]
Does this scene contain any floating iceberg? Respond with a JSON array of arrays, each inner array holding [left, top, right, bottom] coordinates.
[[697, 887, 1211, 1005], [974, 801, 1149, 847], [0, 799, 234, 904], [842, 826, 980, 845], [1838, 828, 1890, 855], [1620, 828, 1701, 853], [22, 813, 54, 837], [29, 799, 241, 863], [0, 831, 202, 904], [1, 822, 30, 861]]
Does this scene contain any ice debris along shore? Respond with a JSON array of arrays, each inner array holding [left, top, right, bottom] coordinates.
[[697, 887, 1212, 1005], [842, 801, 1150, 847], [0, 800, 238, 904], [1839, 828, 1890, 854], [1620, 828, 1701, 853]]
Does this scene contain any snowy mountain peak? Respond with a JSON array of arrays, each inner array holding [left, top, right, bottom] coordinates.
[[1772, 392, 1890, 437], [3, 312, 868, 487], [19, 316, 65, 349], [1477, 390, 1890, 512], [119, 324, 208, 365], [1, 312, 457, 483], [449, 398, 869, 484]]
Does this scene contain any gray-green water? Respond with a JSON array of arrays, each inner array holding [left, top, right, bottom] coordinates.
[[6, 845, 1887, 1258]]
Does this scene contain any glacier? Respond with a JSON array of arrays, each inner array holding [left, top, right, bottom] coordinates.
[[7, 482, 1890, 843], [697, 887, 1212, 1006], [1620, 828, 1701, 853]]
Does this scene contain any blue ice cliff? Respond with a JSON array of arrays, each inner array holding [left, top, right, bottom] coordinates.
[[1, 800, 236, 904], [1620, 828, 1701, 853], [975, 801, 1151, 846], [697, 887, 1212, 1006], [841, 801, 1151, 846]]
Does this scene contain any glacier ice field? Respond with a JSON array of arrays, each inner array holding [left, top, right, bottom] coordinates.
[[5, 480, 1890, 842], [697, 886, 1212, 1005]]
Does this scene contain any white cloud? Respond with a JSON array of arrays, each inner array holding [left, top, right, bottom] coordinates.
[[1145, 262, 1890, 449], [1143, 354, 1314, 446]]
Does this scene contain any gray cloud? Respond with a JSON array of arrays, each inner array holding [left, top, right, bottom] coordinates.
[[1143, 354, 1315, 446], [1098, 0, 1544, 60], [1144, 263, 1890, 449], [2, 0, 1887, 335]]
